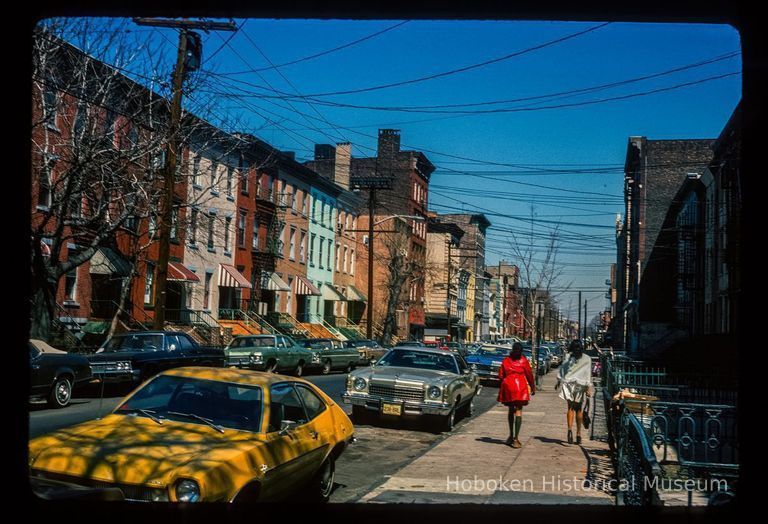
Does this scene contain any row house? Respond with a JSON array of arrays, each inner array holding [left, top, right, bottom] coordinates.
[[31, 30, 194, 344], [437, 214, 491, 341], [614, 136, 715, 355], [487, 262, 523, 339], [424, 219, 464, 342], [350, 129, 434, 342], [626, 102, 741, 363], [306, 143, 367, 337]]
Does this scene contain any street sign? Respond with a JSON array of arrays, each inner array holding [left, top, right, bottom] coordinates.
[[350, 176, 394, 190]]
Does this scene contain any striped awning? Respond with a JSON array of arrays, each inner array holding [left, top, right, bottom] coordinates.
[[294, 276, 321, 296], [321, 283, 347, 301], [218, 264, 252, 289], [343, 285, 367, 302], [168, 262, 200, 282], [261, 271, 290, 291]]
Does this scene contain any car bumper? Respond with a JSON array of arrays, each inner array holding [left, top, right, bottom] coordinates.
[[342, 393, 453, 416], [226, 357, 270, 370], [30, 476, 125, 501]]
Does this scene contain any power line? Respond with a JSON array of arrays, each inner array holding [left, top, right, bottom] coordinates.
[[250, 22, 611, 98], [213, 20, 411, 75]]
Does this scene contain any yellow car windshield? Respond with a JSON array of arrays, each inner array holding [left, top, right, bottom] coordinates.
[[115, 375, 264, 433]]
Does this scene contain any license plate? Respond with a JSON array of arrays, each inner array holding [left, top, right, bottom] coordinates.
[[381, 403, 402, 416]]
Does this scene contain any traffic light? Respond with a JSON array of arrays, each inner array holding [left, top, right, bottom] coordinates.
[[184, 31, 202, 75]]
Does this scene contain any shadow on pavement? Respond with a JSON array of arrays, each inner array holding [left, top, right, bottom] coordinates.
[[475, 436, 509, 446], [532, 436, 570, 446]]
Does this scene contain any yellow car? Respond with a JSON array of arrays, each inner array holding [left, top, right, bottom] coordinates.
[[29, 367, 355, 502]]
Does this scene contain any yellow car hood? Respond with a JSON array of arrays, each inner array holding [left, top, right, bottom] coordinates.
[[30, 414, 266, 488]]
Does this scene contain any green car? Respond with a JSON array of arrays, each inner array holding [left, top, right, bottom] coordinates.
[[300, 339, 360, 375], [224, 334, 315, 377]]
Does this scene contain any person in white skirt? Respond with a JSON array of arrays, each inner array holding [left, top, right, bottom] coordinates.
[[555, 340, 593, 444]]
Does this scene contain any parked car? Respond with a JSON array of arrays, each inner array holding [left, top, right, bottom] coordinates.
[[521, 346, 548, 376], [29, 367, 355, 502], [300, 338, 360, 374], [225, 334, 314, 376], [29, 339, 94, 408], [343, 347, 480, 432], [464, 345, 510, 385], [444, 342, 470, 356], [346, 339, 387, 364], [89, 331, 225, 384]]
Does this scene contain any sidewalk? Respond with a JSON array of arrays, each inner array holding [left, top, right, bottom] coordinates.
[[359, 371, 616, 504]]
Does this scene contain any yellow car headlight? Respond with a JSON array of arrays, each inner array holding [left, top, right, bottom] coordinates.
[[175, 479, 200, 502]]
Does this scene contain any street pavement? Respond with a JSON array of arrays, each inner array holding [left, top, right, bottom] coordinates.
[[357, 371, 615, 504]]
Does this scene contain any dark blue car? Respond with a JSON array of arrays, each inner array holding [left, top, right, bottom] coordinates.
[[465, 345, 510, 384]]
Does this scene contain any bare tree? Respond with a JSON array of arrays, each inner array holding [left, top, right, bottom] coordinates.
[[376, 226, 424, 346], [505, 206, 567, 374], [30, 18, 263, 342]]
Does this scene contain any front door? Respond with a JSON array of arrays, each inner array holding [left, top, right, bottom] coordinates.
[[166, 282, 183, 322]]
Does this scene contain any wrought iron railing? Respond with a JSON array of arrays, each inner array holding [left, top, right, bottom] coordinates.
[[89, 300, 151, 330], [604, 352, 739, 506]]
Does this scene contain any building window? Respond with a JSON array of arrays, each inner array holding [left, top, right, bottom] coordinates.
[[345, 214, 351, 234], [64, 249, 79, 302], [43, 83, 58, 127], [190, 208, 198, 245], [38, 157, 53, 208], [327, 239, 333, 269], [224, 216, 232, 252], [226, 165, 233, 197], [291, 185, 298, 212], [289, 227, 296, 260], [237, 210, 246, 247], [144, 262, 154, 305], [170, 206, 178, 240], [279, 222, 286, 257], [299, 231, 306, 264], [73, 102, 87, 139], [311, 196, 317, 222], [335, 244, 340, 272], [210, 161, 219, 194], [105, 109, 117, 148], [253, 216, 259, 250], [343, 247, 348, 274], [319, 238, 324, 269], [207, 214, 215, 250], [192, 155, 201, 187], [350, 249, 355, 276], [301, 191, 307, 216], [240, 158, 249, 194], [352, 217, 357, 238], [310, 234, 316, 266], [204, 272, 212, 310]]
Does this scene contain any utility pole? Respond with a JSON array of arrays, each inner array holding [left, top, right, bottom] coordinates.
[[577, 291, 582, 343], [366, 188, 376, 340], [133, 18, 236, 330], [499, 261, 505, 339], [446, 239, 452, 342]]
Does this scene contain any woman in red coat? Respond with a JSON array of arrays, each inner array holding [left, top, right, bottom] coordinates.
[[498, 342, 536, 448]]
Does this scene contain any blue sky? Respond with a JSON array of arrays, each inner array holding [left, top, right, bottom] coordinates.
[[53, 18, 742, 326]]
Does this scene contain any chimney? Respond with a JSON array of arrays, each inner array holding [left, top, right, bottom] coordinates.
[[313, 144, 336, 179], [377, 129, 401, 162], [334, 142, 351, 190]]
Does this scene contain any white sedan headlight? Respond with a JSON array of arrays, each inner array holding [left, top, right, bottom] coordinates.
[[175, 479, 200, 502], [428, 386, 442, 400], [353, 377, 367, 391], [116, 361, 131, 371], [312, 353, 321, 363], [249, 352, 263, 363]]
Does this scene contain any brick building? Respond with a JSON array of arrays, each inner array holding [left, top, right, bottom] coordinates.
[[614, 137, 715, 354], [350, 129, 434, 341]]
